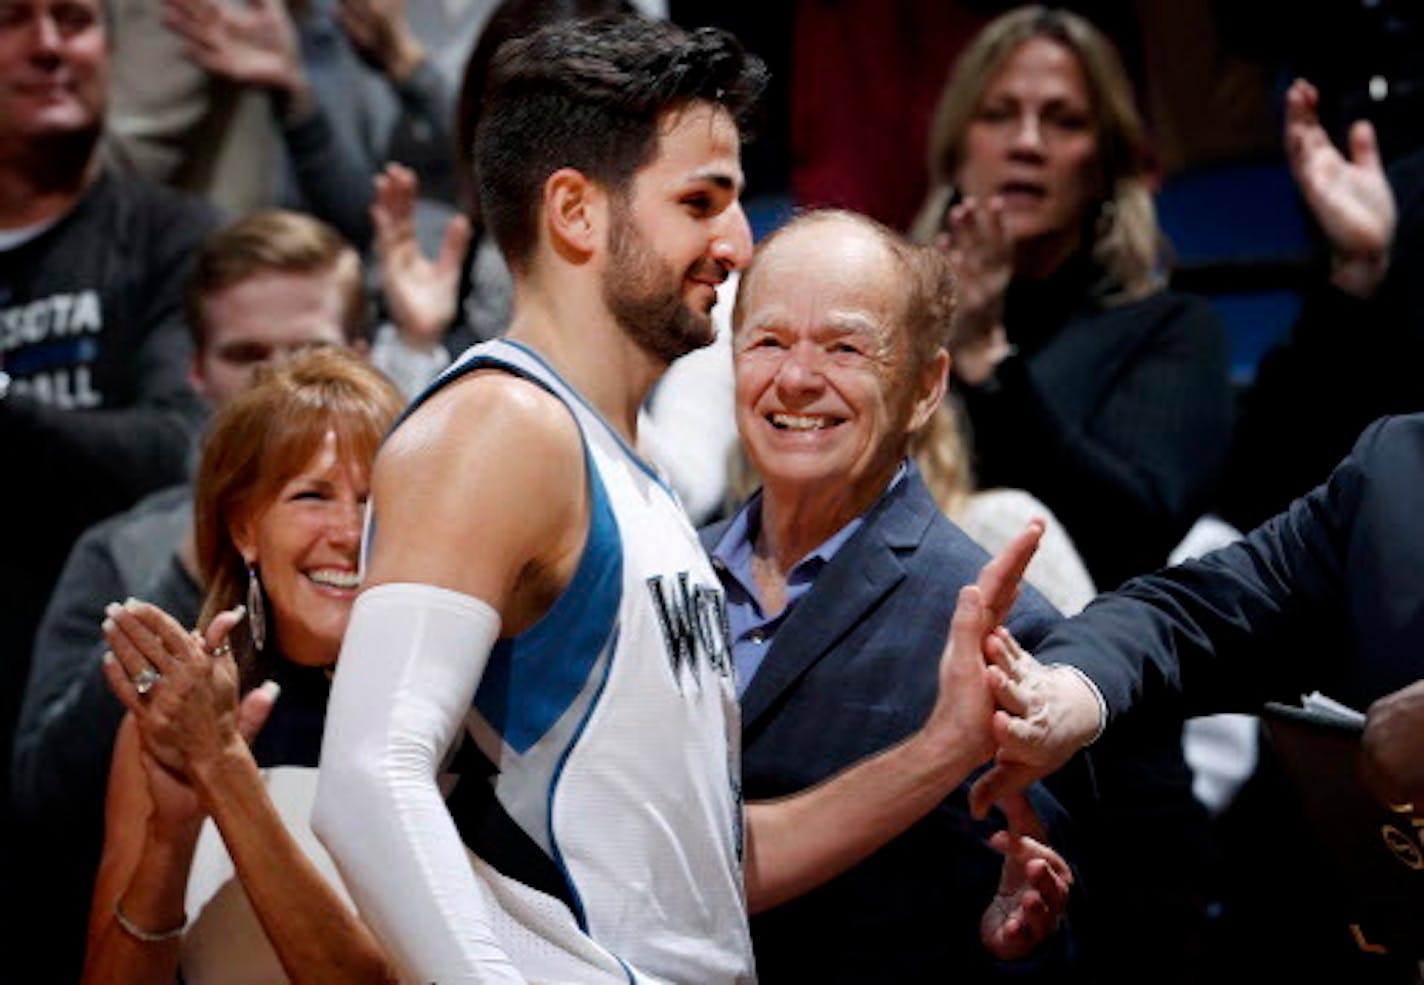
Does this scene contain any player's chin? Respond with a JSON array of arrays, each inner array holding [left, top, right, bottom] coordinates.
[[681, 310, 717, 352]]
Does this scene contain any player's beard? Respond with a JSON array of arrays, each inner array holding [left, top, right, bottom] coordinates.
[[602, 208, 718, 365]]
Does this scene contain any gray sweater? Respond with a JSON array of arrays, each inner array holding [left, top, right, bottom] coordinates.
[[11, 484, 203, 975]]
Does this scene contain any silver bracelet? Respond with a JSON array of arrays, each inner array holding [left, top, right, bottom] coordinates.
[[113, 896, 186, 943]]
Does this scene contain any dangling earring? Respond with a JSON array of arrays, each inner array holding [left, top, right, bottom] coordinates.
[[246, 562, 266, 652]]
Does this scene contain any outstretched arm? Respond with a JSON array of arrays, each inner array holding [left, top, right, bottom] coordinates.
[[1284, 78, 1396, 297], [743, 522, 1043, 913], [972, 414, 1396, 815]]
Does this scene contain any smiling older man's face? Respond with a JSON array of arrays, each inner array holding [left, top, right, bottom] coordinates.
[[733, 217, 943, 508]]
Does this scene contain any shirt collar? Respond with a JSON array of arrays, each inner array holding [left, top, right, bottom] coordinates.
[[711, 461, 908, 604]]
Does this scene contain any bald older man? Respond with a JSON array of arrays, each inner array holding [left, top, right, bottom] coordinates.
[[703, 210, 1084, 982]]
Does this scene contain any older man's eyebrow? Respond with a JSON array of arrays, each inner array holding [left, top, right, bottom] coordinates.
[[738, 312, 781, 335], [822, 311, 880, 335], [738, 309, 882, 336]]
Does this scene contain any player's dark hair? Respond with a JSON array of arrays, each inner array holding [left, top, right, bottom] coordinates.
[[454, 0, 637, 228], [476, 15, 767, 271]]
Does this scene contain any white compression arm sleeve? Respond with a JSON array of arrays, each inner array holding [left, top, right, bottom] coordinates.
[[313, 582, 523, 984]]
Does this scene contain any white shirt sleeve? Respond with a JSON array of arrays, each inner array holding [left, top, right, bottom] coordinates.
[[313, 582, 523, 984]]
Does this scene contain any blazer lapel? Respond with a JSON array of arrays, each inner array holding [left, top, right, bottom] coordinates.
[[739, 470, 939, 731]]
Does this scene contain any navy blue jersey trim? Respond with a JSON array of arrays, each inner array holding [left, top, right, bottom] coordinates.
[[500, 340, 676, 495], [546, 624, 620, 933], [388, 345, 551, 431], [473, 455, 622, 753], [443, 757, 579, 916]]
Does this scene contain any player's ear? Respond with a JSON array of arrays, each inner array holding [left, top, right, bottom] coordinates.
[[543, 168, 603, 264]]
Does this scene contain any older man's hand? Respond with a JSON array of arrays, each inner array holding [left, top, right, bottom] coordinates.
[[1360, 679, 1424, 812], [969, 628, 1103, 819]]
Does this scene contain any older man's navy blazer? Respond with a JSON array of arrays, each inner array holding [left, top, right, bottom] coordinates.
[[703, 464, 1075, 982]]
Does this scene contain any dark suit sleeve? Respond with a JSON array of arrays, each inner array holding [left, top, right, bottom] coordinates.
[[1034, 417, 1389, 720]]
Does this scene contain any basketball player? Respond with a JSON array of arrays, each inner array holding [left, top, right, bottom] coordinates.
[[314, 16, 1058, 984]]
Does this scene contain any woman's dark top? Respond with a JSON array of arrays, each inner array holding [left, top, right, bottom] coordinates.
[[249, 656, 332, 769], [958, 250, 1235, 589]]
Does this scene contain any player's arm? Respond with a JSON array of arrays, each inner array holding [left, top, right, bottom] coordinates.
[[313, 373, 586, 983], [742, 522, 1047, 913], [743, 521, 1044, 913], [743, 585, 995, 913]]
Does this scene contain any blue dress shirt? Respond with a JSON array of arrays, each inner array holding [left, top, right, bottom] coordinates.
[[709, 464, 906, 695]]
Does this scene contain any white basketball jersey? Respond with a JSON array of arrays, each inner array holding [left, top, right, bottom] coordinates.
[[416, 340, 753, 984]]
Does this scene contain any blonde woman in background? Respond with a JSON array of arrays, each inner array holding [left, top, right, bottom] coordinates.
[[911, 5, 1233, 593], [911, 10, 1231, 979]]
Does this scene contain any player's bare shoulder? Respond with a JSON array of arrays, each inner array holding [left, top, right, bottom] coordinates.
[[365, 369, 589, 610], [383, 369, 579, 473]]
